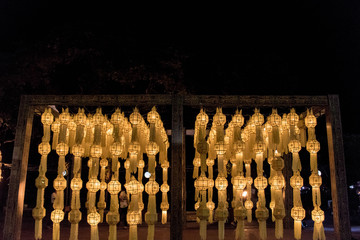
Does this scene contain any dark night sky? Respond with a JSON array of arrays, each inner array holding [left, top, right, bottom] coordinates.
[[0, 1, 359, 133]]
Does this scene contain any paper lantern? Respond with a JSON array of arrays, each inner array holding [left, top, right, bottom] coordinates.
[[252, 109, 264, 126], [287, 109, 299, 126], [70, 178, 82, 191], [32, 207, 46, 220], [90, 144, 102, 158], [145, 179, 159, 195], [127, 211, 142, 225], [213, 109, 226, 126], [51, 210, 64, 224], [107, 180, 121, 195], [126, 177, 143, 195], [129, 108, 142, 125], [290, 174, 303, 190], [146, 141, 159, 156], [93, 108, 104, 125], [305, 110, 317, 128], [53, 176, 67, 191], [35, 176, 48, 189], [215, 141, 226, 155], [215, 176, 228, 191], [160, 183, 170, 193], [110, 142, 122, 156], [86, 179, 100, 193], [147, 107, 160, 124], [195, 175, 211, 191], [68, 209, 82, 223], [254, 176, 268, 190], [288, 140, 301, 153], [87, 212, 101, 226], [232, 176, 246, 190], [71, 144, 85, 157], [196, 110, 209, 126], [38, 142, 51, 156], [56, 143, 69, 156], [306, 139, 320, 154]]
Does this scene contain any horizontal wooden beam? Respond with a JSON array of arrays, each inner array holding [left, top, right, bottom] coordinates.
[[24, 94, 329, 108], [183, 95, 329, 107], [24, 94, 173, 106]]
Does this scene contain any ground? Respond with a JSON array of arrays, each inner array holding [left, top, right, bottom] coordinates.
[[1, 213, 360, 240]]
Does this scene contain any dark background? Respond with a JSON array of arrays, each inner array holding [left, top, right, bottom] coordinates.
[[0, 0, 359, 225]]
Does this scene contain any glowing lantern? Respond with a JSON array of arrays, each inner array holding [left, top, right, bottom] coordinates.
[[232, 176, 247, 190], [70, 178, 82, 191], [86, 179, 100, 193]]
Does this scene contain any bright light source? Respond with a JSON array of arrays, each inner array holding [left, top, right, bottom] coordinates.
[[318, 170, 321, 176], [349, 185, 354, 189], [144, 171, 151, 179], [62, 170, 67, 177], [242, 191, 248, 198]]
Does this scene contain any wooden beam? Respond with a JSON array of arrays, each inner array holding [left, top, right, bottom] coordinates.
[[24, 94, 172, 106], [183, 95, 328, 107], [170, 95, 185, 240], [326, 94, 352, 240], [3, 96, 34, 240]]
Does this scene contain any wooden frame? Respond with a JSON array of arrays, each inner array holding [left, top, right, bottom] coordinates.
[[3, 94, 351, 240]]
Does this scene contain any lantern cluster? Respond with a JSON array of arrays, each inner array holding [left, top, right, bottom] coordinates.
[[193, 107, 324, 240], [33, 106, 169, 240]]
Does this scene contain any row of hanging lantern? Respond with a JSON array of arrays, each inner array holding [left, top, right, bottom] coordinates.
[[193, 107, 325, 240], [33, 106, 169, 240]]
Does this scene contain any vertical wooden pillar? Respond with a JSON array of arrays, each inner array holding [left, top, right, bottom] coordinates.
[[326, 94, 351, 240], [3, 96, 34, 240], [283, 153, 293, 229], [171, 94, 185, 240]]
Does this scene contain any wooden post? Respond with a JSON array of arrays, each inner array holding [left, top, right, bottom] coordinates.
[[3, 96, 34, 240], [326, 94, 351, 240], [283, 153, 293, 229], [171, 94, 185, 240]]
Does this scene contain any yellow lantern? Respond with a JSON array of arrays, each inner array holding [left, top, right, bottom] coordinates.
[[271, 175, 285, 190], [93, 108, 104, 126], [147, 107, 160, 124], [110, 108, 123, 125], [146, 141, 159, 156], [291, 206, 306, 239], [254, 176, 267, 190], [53, 176, 67, 191], [306, 139, 320, 154], [35, 176, 48, 189], [196, 109, 209, 126], [213, 108, 226, 126], [86, 179, 101, 193], [290, 174, 303, 190], [38, 142, 51, 156], [129, 108, 142, 125], [51, 209, 64, 224], [71, 144, 85, 157], [127, 210, 142, 225], [215, 141, 226, 155], [74, 108, 87, 126], [126, 177, 142, 195], [288, 140, 301, 153], [252, 108, 264, 126], [59, 108, 70, 125], [287, 108, 299, 126], [145, 179, 159, 195], [90, 144, 102, 158], [56, 143, 69, 156], [87, 212, 101, 226], [271, 156, 284, 171], [70, 178, 82, 191], [305, 109, 317, 128], [41, 109, 54, 125], [110, 142, 122, 156], [215, 176, 228, 191], [309, 173, 322, 187], [232, 176, 247, 190], [107, 180, 121, 195]]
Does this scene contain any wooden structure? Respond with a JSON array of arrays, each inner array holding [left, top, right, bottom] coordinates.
[[2, 94, 351, 240]]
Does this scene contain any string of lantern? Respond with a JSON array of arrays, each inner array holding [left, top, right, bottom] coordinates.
[[32, 106, 169, 240], [193, 107, 325, 240]]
